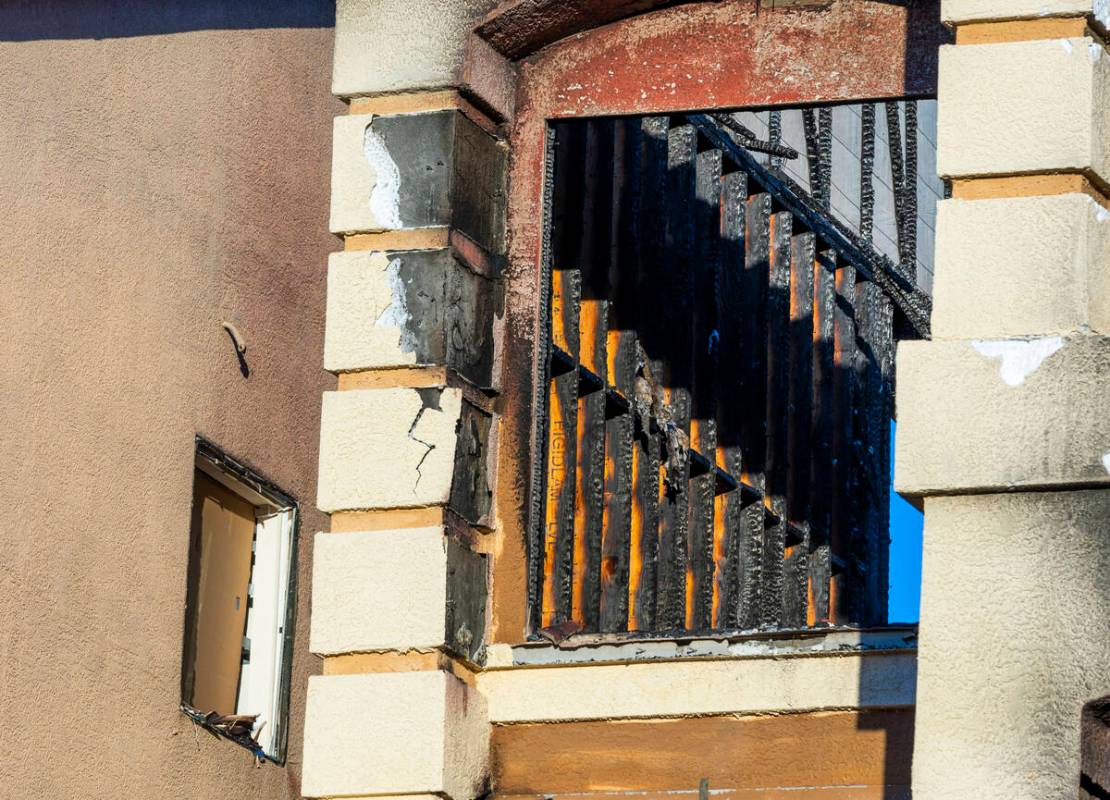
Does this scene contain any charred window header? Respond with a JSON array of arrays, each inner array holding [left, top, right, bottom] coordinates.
[[528, 104, 935, 641]]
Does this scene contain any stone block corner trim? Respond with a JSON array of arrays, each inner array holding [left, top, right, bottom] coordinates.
[[931, 193, 1110, 339], [309, 527, 449, 656], [937, 36, 1110, 183], [941, 0, 1110, 28], [317, 386, 463, 512], [894, 335, 1110, 495], [330, 110, 506, 254], [324, 248, 499, 389], [301, 670, 489, 799]]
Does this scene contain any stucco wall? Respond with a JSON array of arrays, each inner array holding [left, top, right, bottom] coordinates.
[[0, 2, 339, 796]]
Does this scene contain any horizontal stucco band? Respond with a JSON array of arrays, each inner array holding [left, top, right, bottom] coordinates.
[[477, 650, 916, 724]]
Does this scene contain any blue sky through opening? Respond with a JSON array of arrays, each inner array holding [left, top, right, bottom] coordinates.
[[888, 420, 923, 623]]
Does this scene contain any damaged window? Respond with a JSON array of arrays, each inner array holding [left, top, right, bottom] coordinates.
[[181, 439, 297, 762], [530, 104, 936, 640]]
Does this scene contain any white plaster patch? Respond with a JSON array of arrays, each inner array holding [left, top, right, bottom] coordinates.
[[1060, 38, 1074, 55], [971, 337, 1064, 387], [1097, 207, 1110, 224], [374, 257, 407, 328], [374, 257, 421, 357], [1102, 452, 1110, 475], [362, 120, 402, 229]]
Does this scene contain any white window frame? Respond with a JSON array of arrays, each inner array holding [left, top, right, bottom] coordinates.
[[184, 439, 298, 763]]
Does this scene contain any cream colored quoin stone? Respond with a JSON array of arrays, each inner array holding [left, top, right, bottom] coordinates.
[[895, 336, 1110, 496], [942, 0, 1110, 27], [913, 490, 1110, 800], [317, 387, 462, 512], [332, 0, 499, 98], [325, 250, 418, 371], [330, 113, 398, 234], [302, 671, 489, 799], [310, 527, 447, 656], [932, 195, 1110, 339], [937, 38, 1110, 184]]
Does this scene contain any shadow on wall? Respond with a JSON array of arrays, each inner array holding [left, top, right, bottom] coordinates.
[[0, 0, 334, 40]]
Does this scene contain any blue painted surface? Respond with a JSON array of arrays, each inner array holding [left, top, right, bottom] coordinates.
[[888, 421, 923, 623]]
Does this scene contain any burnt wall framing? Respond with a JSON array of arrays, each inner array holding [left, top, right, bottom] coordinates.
[[525, 109, 929, 640]]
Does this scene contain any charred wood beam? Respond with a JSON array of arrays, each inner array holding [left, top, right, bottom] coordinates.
[[710, 112, 799, 161], [688, 113, 932, 339]]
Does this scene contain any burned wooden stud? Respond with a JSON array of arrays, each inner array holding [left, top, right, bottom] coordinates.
[[854, 278, 894, 626], [760, 209, 793, 629], [599, 119, 641, 634], [543, 122, 585, 627], [688, 145, 723, 632], [627, 116, 671, 632], [716, 169, 750, 629], [782, 231, 816, 628], [808, 249, 837, 626], [655, 122, 697, 631], [830, 256, 858, 625], [572, 120, 612, 630], [859, 104, 876, 247]]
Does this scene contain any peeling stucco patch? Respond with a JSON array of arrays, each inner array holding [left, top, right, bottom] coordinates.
[[373, 256, 418, 356], [971, 336, 1064, 386], [363, 120, 402, 228]]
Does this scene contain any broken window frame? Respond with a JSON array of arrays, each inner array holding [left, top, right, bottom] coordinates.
[[180, 437, 299, 764]]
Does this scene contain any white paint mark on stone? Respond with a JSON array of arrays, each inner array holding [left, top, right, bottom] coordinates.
[[363, 121, 402, 229], [1060, 38, 1074, 56], [1102, 452, 1110, 475], [1091, 42, 1104, 62], [972, 337, 1064, 387], [1097, 207, 1110, 224], [375, 256, 410, 331]]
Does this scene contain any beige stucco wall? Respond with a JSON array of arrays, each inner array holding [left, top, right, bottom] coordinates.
[[0, 3, 340, 797]]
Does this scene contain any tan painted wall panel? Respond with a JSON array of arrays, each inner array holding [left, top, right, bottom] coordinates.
[[0, 2, 340, 796], [492, 710, 914, 798]]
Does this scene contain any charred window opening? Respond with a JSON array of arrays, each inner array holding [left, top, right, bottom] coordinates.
[[529, 103, 936, 639], [181, 438, 298, 762]]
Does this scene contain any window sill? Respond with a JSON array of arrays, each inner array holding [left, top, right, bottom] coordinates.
[[486, 625, 917, 669]]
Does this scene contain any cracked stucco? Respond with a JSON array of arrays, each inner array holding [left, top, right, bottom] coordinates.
[[317, 387, 462, 512]]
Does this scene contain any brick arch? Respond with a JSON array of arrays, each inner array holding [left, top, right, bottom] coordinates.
[[487, 0, 948, 643]]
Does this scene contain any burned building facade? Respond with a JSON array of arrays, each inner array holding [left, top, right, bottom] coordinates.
[[2, 1, 1108, 799]]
